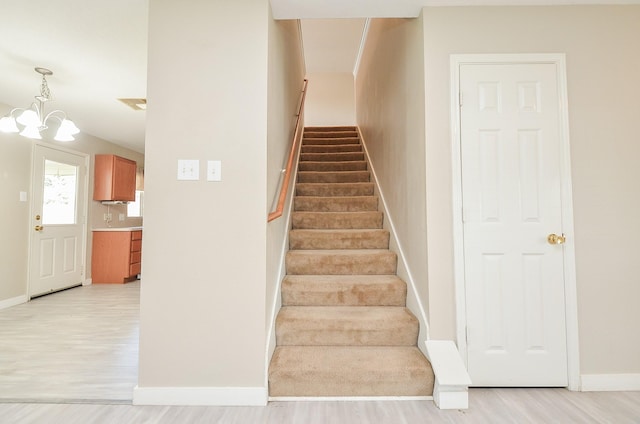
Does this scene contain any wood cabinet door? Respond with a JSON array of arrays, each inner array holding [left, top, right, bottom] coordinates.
[[112, 156, 136, 201]]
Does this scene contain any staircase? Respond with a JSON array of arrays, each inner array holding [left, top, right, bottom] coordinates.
[[268, 126, 434, 397]]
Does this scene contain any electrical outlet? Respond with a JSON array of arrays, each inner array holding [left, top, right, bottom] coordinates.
[[104, 213, 112, 221], [119, 213, 125, 221]]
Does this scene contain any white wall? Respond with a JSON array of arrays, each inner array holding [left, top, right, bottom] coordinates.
[[138, 0, 271, 401], [304, 72, 356, 126], [0, 102, 143, 304], [355, 17, 429, 333], [421, 5, 640, 375]]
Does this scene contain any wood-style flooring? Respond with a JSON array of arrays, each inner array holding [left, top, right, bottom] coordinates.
[[0, 282, 139, 402], [1, 281, 639, 423]]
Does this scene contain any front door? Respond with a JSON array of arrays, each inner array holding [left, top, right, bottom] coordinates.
[[29, 145, 87, 297], [460, 62, 568, 386]]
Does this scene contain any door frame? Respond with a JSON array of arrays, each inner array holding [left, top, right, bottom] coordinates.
[[27, 142, 90, 298], [449, 54, 580, 390]]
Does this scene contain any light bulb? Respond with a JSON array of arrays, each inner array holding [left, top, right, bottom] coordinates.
[[17, 109, 40, 127], [19, 126, 42, 139], [0, 116, 19, 133]]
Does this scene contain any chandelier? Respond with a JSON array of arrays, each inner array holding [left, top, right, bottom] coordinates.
[[0, 67, 80, 141]]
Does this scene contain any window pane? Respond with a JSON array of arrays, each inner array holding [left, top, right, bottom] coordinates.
[[127, 190, 143, 217], [42, 160, 77, 225]]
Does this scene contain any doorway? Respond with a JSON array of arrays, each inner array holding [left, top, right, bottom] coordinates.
[[450, 54, 579, 388], [29, 144, 88, 298]]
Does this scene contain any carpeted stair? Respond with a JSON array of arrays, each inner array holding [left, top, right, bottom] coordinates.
[[269, 126, 434, 397]]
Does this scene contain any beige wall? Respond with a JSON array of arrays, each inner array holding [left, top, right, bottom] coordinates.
[[355, 17, 430, 330], [266, 15, 306, 356], [139, 0, 271, 391], [304, 72, 356, 126], [422, 6, 640, 374], [0, 102, 143, 304]]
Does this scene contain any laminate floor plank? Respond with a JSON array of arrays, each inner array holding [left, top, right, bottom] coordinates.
[[1, 282, 639, 423], [0, 391, 639, 424], [0, 282, 139, 402]]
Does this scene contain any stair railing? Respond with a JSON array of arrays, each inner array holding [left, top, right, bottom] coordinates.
[[268, 79, 308, 222]]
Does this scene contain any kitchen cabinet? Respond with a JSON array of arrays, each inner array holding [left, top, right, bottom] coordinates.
[[92, 228, 142, 284], [93, 154, 136, 201]]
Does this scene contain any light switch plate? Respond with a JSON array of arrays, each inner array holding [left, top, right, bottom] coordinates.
[[177, 159, 199, 181], [207, 160, 222, 182]]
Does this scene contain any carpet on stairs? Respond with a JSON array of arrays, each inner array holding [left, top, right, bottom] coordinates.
[[268, 126, 434, 398]]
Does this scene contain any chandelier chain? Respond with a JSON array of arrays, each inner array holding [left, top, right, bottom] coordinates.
[[40, 75, 52, 101]]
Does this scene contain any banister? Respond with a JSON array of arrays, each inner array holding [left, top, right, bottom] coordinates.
[[268, 79, 308, 223]]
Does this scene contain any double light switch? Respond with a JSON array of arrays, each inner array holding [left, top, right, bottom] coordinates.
[[177, 160, 222, 181]]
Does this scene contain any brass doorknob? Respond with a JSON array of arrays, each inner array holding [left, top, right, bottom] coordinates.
[[34, 225, 44, 232], [547, 233, 566, 245]]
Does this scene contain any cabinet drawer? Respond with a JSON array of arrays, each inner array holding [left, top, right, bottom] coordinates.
[[130, 251, 141, 264], [131, 230, 142, 241], [130, 262, 141, 277], [131, 239, 142, 252]]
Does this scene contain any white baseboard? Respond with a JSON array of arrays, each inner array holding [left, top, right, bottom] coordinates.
[[83, 278, 92, 286], [581, 374, 640, 391], [133, 386, 268, 406], [0, 294, 28, 310], [269, 396, 432, 402]]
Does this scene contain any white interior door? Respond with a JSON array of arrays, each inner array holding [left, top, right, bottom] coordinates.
[[460, 63, 568, 386], [29, 145, 87, 298]]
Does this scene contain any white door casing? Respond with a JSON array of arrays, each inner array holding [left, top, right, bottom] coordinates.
[[29, 145, 88, 298], [450, 55, 580, 389]]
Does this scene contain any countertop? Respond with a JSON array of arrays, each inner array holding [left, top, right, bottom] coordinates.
[[92, 227, 143, 232]]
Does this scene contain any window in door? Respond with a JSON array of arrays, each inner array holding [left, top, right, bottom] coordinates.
[[42, 160, 78, 225]]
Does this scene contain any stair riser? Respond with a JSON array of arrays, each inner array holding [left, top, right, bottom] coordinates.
[[286, 252, 397, 275], [305, 126, 356, 132], [301, 152, 365, 162], [290, 230, 389, 250], [301, 145, 362, 154], [302, 137, 360, 145], [294, 196, 378, 212], [296, 183, 374, 197], [292, 212, 382, 230], [276, 312, 418, 346], [281, 279, 406, 306], [298, 161, 367, 172], [297, 171, 369, 184], [304, 131, 358, 138]]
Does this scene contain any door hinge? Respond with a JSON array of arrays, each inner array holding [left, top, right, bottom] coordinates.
[[459, 91, 463, 107]]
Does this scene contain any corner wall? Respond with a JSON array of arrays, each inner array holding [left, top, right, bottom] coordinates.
[[422, 5, 640, 376], [137, 0, 271, 404]]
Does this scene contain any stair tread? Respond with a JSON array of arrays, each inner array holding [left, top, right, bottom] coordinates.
[[297, 170, 370, 183], [278, 305, 416, 324], [296, 182, 374, 197], [282, 274, 406, 306], [276, 306, 418, 346], [284, 274, 404, 283], [290, 228, 388, 234], [291, 211, 383, 230], [288, 249, 394, 255], [294, 198, 378, 212], [305, 126, 357, 131], [269, 346, 434, 397]]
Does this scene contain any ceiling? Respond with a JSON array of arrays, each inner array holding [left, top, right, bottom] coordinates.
[[1, 0, 637, 153]]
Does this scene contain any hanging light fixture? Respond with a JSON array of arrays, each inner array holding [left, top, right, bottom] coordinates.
[[0, 67, 80, 141]]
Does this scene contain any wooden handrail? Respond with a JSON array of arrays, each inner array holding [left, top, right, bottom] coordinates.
[[268, 79, 308, 222]]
